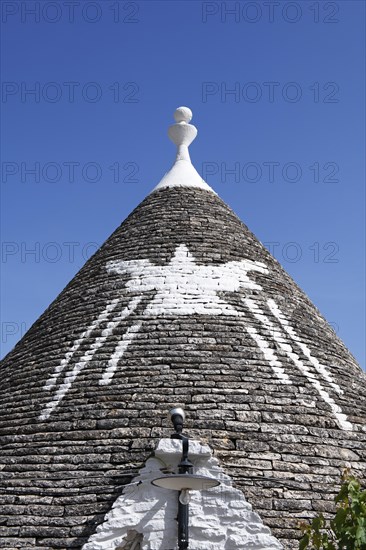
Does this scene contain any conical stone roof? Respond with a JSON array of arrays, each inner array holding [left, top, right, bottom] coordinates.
[[1, 107, 365, 550]]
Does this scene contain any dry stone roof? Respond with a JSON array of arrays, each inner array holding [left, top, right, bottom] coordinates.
[[1, 107, 366, 549]]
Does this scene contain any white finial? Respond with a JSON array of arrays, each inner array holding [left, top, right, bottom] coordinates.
[[168, 106, 197, 162], [150, 107, 216, 195]]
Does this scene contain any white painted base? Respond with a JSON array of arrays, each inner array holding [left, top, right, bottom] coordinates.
[[83, 439, 283, 550], [152, 159, 216, 194]]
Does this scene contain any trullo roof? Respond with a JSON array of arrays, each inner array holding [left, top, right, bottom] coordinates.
[[1, 107, 365, 550]]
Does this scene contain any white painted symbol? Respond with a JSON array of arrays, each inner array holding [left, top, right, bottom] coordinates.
[[40, 244, 352, 430], [106, 244, 267, 316]]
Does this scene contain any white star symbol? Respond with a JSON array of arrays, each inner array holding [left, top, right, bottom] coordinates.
[[106, 244, 268, 316], [41, 244, 352, 431]]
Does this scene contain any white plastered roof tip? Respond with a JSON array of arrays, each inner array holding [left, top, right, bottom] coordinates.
[[153, 158, 216, 193], [151, 106, 217, 195]]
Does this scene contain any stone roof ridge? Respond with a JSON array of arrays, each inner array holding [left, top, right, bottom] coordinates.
[[151, 106, 217, 195]]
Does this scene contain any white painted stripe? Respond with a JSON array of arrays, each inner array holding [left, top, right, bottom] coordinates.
[[267, 299, 342, 395], [99, 322, 143, 386], [263, 299, 352, 431], [285, 350, 352, 431], [40, 296, 142, 420], [43, 297, 121, 391], [245, 325, 292, 385]]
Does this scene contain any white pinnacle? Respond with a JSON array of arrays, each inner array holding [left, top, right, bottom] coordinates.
[[151, 107, 215, 194], [169, 106, 197, 162]]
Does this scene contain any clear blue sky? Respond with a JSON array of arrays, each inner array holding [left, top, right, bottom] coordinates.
[[1, 0, 365, 369]]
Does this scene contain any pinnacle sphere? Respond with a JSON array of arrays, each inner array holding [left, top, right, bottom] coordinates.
[[174, 106, 193, 123]]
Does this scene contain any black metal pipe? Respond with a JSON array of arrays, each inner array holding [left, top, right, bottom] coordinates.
[[177, 436, 192, 548], [178, 497, 189, 550], [171, 413, 193, 550]]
